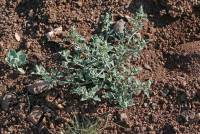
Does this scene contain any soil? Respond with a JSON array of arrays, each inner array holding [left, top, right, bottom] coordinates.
[[0, 0, 200, 133]]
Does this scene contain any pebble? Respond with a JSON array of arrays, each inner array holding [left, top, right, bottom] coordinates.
[[46, 31, 54, 39], [53, 26, 63, 35], [56, 103, 64, 109], [124, 15, 132, 21], [14, 32, 21, 42], [27, 106, 43, 125], [133, 126, 140, 133], [120, 112, 129, 122], [149, 131, 156, 134], [113, 19, 126, 34], [74, 1, 82, 7], [27, 80, 50, 95], [115, 112, 131, 127], [143, 63, 152, 71], [46, 26, 63, 39], [0, 85, 6, 97], [0, 41, 3, 47], [25, 41, 31, 49], [195, 113, 200, 120]]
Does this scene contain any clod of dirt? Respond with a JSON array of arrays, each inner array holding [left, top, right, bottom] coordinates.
[[113, 19, 126, 34], [27, 106, 44, 125], [1, 92, 17, 111], [14, 32, 21, 42], [27, 80, 50, 95]]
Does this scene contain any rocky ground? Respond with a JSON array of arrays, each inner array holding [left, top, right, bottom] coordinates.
[[0, 0, 200, 133]]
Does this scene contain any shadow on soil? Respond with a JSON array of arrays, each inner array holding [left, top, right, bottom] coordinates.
[[16, 0, 49, 38], [128, 0, 177, 27], [163, 52, 200, 74]]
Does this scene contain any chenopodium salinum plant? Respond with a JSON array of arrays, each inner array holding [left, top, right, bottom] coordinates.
[[5, 49, 27, 74], [34, 6, 152, 108], [32, 64, 64, 88]]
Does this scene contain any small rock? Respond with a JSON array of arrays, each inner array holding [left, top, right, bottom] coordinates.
[[56, 103, 64, 109], [46, 31, 54, 39], [141, 126, 146, 131], [149, 131, 156, 134], [0, 41, 3, 47], [14, 32, 21, 42], [28, 9, 34, 17], [0, 85, 6, 98], [113, 19, 126, 34], [180, 80, 187, 87], [120, 112, 128, 122], [46, 26, 63, 39], [25, 42, 31, 48], [114, 111, 131, 127], [1, 93, 16, 111], [27, 106, 43, 125], [133, 126, 140, 133], [143, 64, 152, 71], [55, 98, 65, 109], [143, 103, 148, 107], [53, 26, 63, 35], [195, 113, 200, 120], [27, 80, 50, 94], [74, 1, 82, 7], [124, 15, 132, 21]]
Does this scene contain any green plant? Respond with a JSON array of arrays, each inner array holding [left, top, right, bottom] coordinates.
[[66, 115, 99, 134], [5, 49, 27, 74], [32, 65, 63, 88], [127, 6, 148, 56], [34, 6, 152, 108]]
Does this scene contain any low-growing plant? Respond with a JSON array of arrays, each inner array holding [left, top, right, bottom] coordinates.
[[5, 49, 27, 74], [33, 6, 152, 108], [32, 64, 63, 88]]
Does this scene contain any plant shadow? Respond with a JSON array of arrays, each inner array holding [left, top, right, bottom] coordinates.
[[128, 0, 177, 27]]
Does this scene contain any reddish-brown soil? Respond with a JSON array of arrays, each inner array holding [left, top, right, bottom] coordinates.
[[0, 0, 200, 133]]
